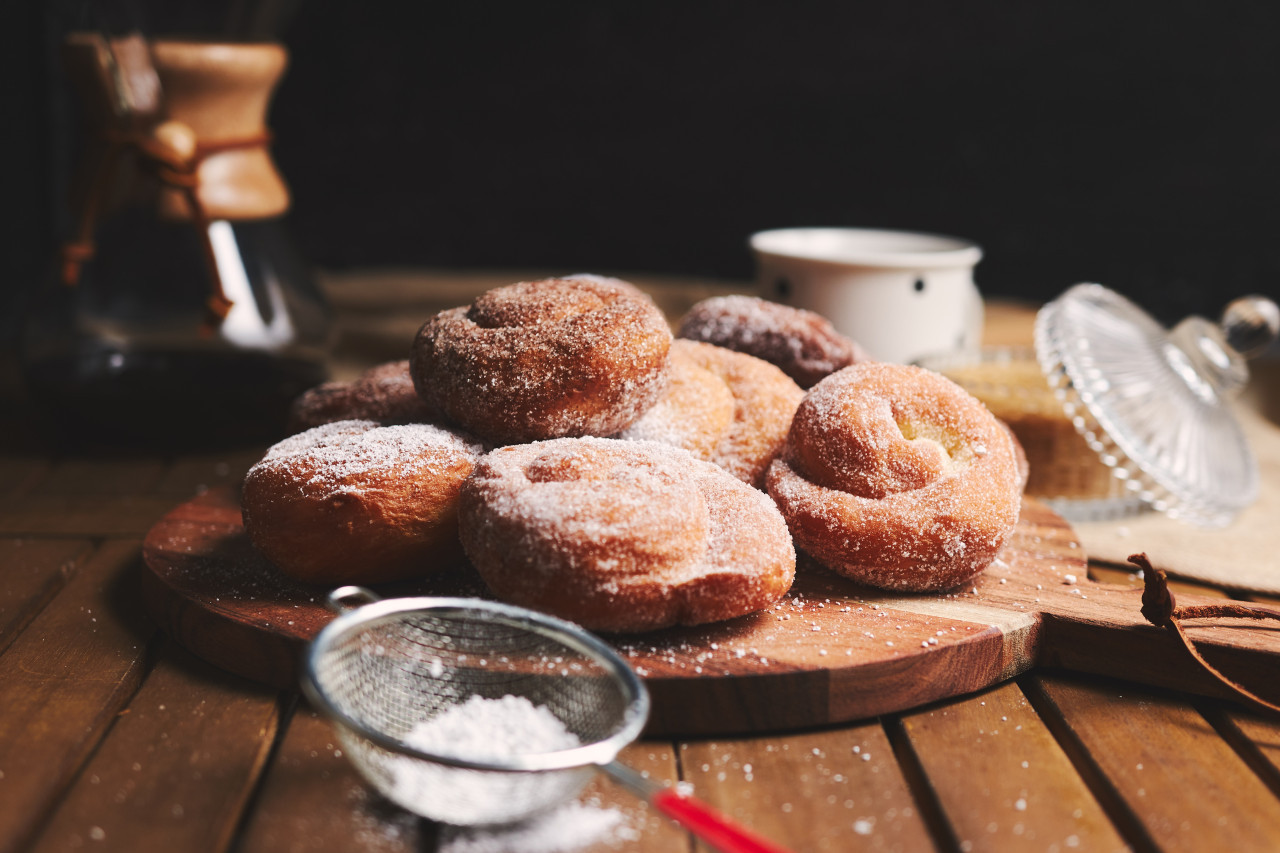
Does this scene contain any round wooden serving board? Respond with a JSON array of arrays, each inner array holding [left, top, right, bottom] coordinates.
[[142, 486, 1280, 735]]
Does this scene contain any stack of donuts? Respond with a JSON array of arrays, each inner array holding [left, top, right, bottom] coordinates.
[[241, 275, 1024, 633]]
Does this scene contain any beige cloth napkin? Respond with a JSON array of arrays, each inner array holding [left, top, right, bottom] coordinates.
[[1074, 401, 1280, 595]]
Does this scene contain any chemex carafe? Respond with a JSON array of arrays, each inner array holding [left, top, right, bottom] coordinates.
[[21, 33, 329, 446]]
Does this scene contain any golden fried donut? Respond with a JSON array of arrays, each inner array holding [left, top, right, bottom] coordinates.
[[766, 363, 1021, 592], [1001, 420, 1031, 493], [410, 277, 672, 446], [289, 361, 435, 432], [617, 340, 804, 488], [458, 437, 796, 633], [678, 295, 870, 388], [242, 419, 483, 585]]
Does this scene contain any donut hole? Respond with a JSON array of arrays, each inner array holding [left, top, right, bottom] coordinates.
[[468, 280, 608, 328], [524, 447, 598, 483], [895, 419, 964, 475]]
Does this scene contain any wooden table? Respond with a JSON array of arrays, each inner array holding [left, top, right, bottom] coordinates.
[[4, 272, 1280, 853]]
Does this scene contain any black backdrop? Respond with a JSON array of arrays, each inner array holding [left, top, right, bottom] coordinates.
[[9, 0, 1280, 340]]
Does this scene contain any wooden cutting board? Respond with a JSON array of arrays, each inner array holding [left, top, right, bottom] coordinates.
[[141, 486, 1280, 736]]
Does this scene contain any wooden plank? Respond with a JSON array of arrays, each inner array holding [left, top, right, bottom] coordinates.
[[33, 457, 166, 496], [154, 448, 267, 499], [597, 743, 689, 852], [898, 680, 1127, 852], [1245, 592, 1280, 609], [680, 724, 933, 851], [0, 540, 156, 853], [141, 485, 1095, 725], [0, 494, 181, 538], [1088, 564, 1234, 599], [0, 456, 51, 498], [27, 639, 282, 853], [238, 706, 431, 853], [429, 744, 687, 852], [241, 707, 687, 852], [1202, 703, 1280, 800], [1028, 672, 1280, 852], [0, 538, 92, 656], [143, 484, 1280, 727]]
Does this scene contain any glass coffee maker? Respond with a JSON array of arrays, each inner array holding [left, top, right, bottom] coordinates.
[[21, 30, 329, 447]]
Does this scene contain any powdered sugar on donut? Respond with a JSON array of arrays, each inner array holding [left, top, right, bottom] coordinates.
[[767, 363, 1021, 592], [617, 340, 803, 488], [678, 295, 869, 388], [410, 279, 672, 445], [242, 420, 486, 584], [459, 437, 795, 632], [251, 419, 483, 500], [290, 361, 436, 431]]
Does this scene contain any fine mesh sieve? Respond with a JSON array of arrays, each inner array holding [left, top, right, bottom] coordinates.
[[302, 587, 791, 852]]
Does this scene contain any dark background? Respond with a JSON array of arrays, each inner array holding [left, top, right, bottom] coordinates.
[[8, 0, 1280, 345]]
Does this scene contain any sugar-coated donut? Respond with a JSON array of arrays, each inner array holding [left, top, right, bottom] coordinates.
[[410, 277, 672, 446], [1002, 420, 1031, 493], [458, 437, 796, 633], [617, 340, 804, 488], [242, 420, 484, 585], [678, 295, 869, 388], [766, 363, 1021, 592], [289, 361, 435, 432]]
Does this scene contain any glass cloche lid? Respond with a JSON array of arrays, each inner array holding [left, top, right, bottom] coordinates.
[[1034, 283, 1279, 527]]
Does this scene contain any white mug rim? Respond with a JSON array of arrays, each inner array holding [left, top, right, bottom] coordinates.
[[750, 227, 982, 269]]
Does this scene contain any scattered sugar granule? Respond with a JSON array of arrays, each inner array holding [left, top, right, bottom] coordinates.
[[438, 802, 636, 853], [1063, 574, 1077, 585]]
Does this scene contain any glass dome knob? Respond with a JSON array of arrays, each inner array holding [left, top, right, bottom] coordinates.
[[1221, 295, 1280, 358]]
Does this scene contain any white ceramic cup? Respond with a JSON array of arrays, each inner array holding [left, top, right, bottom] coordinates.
[[749, 227, 985, 365]]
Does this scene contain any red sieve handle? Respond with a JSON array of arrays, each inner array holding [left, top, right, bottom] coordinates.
[[651, 788, 793, 853]]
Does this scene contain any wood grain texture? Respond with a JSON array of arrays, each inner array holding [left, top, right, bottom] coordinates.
[[241, 705, 686, 853], [238, 706, 430, 853], [33, 457, 166, 496], [427, 744, 688, 853], [0, 494, 183, 537], [0, 457, 49, 498], [587, 743, 690, 852], [0, 538, 91, 656], [1030, 673, 1280, 853], [899, 680, 1127, 852], [27, 640, 282, 853], [0, 540, 155, 853], [681, 724, 934, 852], [142, 484, 1280, 734], [153, 449, 269, 499], [1209, 708, 1280, 795], [141, 486, 1088, 730], [1088, 564, 1234, 600]]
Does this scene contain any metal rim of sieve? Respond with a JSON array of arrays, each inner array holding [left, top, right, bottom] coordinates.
[[300, 595, 651, 775]]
